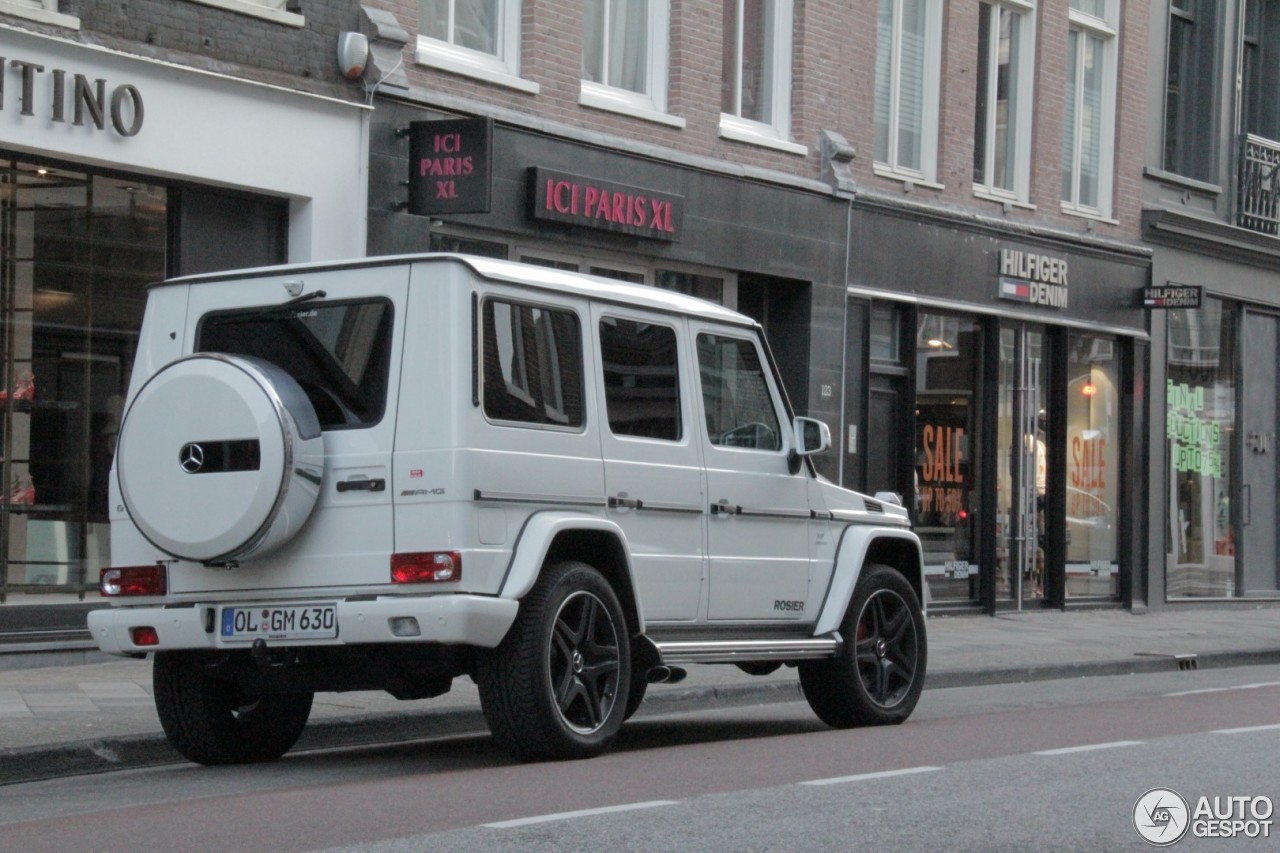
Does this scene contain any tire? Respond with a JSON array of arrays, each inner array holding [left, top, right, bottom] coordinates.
[[623, 671, 648, 721], [153, 651, 314, 766], [799, 564, 926, 728], [477, 561, 631, 761]]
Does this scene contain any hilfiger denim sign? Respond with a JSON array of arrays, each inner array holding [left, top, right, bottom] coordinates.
[[529, 167, 684, 241], [997, 248, 1069, 309], [0, 54, 144, 136]]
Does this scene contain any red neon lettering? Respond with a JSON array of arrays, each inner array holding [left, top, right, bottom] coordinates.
[[433, 133, 461, 153]]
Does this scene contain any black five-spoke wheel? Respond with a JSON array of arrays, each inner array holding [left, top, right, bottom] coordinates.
[[799, 563, 927, 728], [853, 584, 919, 708], [549, 589, 622, 734], [478, 560, 632, 761]]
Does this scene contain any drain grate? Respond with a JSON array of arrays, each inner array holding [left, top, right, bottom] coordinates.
[[1134, 651, 1199, 671]]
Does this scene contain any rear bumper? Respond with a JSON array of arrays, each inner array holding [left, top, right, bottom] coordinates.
[[87, 594, 519, 656]]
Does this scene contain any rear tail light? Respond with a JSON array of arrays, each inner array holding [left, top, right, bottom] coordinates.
[[100, 565, 168, 597], [391, 551, 461, 584]]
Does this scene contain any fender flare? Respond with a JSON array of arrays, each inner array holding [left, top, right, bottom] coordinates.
[[813, 526, 925, 636], [497, 510, 645, 632]]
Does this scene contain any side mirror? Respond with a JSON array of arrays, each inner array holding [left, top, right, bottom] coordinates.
[[793, 416, 831, 457]]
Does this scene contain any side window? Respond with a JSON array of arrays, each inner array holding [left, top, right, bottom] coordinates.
[[696, 332, 781, 451], [481, 298, 584, 427], [599, 317, 681, 441]]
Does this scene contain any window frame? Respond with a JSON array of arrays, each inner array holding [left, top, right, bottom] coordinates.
[[580, 0, 681, 126], [417, 0, 538, 94], [972, 0, 1036, 204], [1060, 0, 1118, 220], [0, 0, 79, 28], [184, 0, 302, 27], [873, 0, 944, 185], [718, 0, 804, 156], [1163, 0, 1218, 180]]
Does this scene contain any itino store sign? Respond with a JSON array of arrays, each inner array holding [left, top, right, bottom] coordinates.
[[0, 53, 144, 136], [530, 167, 683, 241], [997, 248, 1069, 309]]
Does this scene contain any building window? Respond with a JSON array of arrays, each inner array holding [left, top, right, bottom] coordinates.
[[1242, 0, 1280, 141], [874, 0, 943, 182], [1061, 0, 1117, 218], [581, 0, 673, 120], [719, 0, 801, 153], [418, 0, 535, 92], [1164, 0, 1218, 180], [184, 0, 303, 26], [1065, 333, 1120, 598], [973, 0, 1034, 201], [1165, 301, 1235, 598], [0, 0, 79, 27]]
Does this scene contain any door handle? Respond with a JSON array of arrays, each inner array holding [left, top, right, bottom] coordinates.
[[608, 495, 643, 510], [710, 501, 741, 516], [337, 478, 386, 493]]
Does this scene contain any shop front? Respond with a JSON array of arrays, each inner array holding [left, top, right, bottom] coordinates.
[[366, 101, 850, 476], [1143, 240, 1280, 605], [843, 202, 1149, 612], [0, 27, 367, 615]]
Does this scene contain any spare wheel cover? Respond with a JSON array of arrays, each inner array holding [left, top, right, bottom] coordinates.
[[116, 353, 324, 563]]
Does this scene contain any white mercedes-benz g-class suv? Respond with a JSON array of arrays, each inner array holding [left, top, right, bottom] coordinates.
[[89, 254, 926, 765]]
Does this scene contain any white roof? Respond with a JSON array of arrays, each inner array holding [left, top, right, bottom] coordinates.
[[163, 253, 758, 329]]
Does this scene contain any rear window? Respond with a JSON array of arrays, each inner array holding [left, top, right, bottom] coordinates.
[[198, 299, 393, 429]]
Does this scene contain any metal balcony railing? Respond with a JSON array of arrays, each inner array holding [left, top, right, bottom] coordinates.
[[1238, 133, 1280, 236]]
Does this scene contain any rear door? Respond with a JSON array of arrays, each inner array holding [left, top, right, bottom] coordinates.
[[182, 266, 408, 591], [592, 304, 705, 622]]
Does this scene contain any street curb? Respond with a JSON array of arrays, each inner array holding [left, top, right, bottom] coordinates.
[[5, 649, 1280, 787]]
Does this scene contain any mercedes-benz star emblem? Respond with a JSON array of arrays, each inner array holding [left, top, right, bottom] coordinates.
[[179, 443, 205, 474]]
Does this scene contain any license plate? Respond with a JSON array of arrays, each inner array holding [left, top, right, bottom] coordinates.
[[219, 603, 337, 641]]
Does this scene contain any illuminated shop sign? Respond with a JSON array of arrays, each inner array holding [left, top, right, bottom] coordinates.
[[529, 167, 683, 241], [997, 248, 1069, 309], [407, 118, 493, 216], [1, 55, 144, 136]]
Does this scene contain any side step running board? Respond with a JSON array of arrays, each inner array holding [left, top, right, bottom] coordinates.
[[652, 634, 842, 665]]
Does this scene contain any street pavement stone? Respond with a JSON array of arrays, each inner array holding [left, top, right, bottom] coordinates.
[[0, 606, 1278, 782]]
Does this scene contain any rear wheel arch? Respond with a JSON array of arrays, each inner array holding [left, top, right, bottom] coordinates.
[[543, 528, 643, 639]]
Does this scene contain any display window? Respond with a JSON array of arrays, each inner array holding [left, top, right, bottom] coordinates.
[[0, 160, 166, 599]]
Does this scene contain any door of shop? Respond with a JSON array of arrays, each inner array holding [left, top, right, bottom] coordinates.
[[1241, 311, 1280, 595], [997, 323, 1051, 607]]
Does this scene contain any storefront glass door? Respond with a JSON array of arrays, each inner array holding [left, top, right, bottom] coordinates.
[[996, 323, 1048, 606], [914, 312, 980, 603]]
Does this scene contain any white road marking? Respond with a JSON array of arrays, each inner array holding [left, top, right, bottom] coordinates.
[[1034, 740, 1144, 756], [483, 800, 679, 829], [1212, 723, 1280, 735], [800, 766, 943, 786], [1165, 681, 1280, 698]]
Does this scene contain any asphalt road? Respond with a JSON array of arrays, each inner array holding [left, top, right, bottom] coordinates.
[[3, 665, 1279, 852]]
